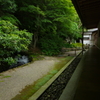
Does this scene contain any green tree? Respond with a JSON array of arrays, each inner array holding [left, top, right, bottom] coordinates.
[[15, 1, 45, 48], [14, 0, 81, 55], [0, 0, 20, 25], [0, 0, 17, 13]]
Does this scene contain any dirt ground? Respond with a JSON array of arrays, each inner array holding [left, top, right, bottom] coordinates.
[[0, 50, 81, 100], [0, 57, 60, 100]]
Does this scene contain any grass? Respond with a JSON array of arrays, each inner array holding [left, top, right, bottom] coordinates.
[[2, 75, 11, 78], [0, 74, 11, 82], [0, 80, 4, 82], [0, 74, 11, 79], [11, 56, 73, 100], [0, 74, 3, 76]]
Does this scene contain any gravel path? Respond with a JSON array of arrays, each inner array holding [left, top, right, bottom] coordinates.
[[0, 57, 60, 100]]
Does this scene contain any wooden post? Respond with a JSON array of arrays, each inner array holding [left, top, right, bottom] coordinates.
[[82, 26, 84, 55]]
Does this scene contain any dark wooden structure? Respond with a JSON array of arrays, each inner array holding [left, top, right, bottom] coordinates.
[[71, 0, 100, 29]]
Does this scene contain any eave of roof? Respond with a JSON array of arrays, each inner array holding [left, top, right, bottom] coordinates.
[[71, 0, 100, 29]]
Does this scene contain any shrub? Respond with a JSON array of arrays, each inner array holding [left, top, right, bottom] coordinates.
[[0, 14, 20, 25], [0, 20, 32, 66], [63, 43, 75, 48], [63, 43, 82, 48], [72, 43, 82, 48], [39, 34, 63, 56]]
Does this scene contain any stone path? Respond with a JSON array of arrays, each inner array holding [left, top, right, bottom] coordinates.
[[0, 57, 60, 100], [0, 50, 81, 100]]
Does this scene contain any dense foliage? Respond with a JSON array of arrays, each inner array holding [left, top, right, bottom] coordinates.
[[0, 0, 82, 70], [0, 20, 32, 65], [14, 0, 81, 55], [39, 34, 63, 56]]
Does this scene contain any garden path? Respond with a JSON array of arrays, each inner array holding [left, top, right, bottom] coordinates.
[[0, 50, 81, 100], [0, 57, 60, 100]]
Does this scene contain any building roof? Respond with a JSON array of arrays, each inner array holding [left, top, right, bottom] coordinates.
[[71, 0, 100, 29]]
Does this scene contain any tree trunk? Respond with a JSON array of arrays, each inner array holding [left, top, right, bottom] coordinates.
[[33, 32, 38, 48]]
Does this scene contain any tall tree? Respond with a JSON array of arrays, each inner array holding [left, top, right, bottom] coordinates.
[[0, 0, 20, 25], [15, 0, 45, 48], [14, 0, 81, 54]]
